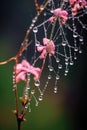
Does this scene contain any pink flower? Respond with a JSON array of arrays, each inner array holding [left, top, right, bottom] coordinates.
[[37, 38, 55, 59], [70, 0, 87, 5], [69, 0, 87, 15], [82, 0, 87, 6], [15, 60, 41, 83], [49, 8, 68, 24], [72, 3, 81, 15], [69, 0, 77, 5], [49, 16, 56, 23]]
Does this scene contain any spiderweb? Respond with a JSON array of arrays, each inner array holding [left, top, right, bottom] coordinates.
[[15, 0, 87, 110]]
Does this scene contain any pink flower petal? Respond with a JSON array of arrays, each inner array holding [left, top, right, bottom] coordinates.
[[43, 38, 49, 45], [22, 59, 30, 68], [28, 66, 41, 81], [33, 68, 41, 81], [15, 64, 22, 74], [15, 60, 41, 83], [53, 8, 61, 16], [49, 8, 68, 24], [82, 0, 87, 6], [43, 38, 55, 55], [16, 71, 26, 83], [37, 38, 55, 59], [49, 16, 55, 23], [39, 49, 47, 59], [69, 0, 77, 5], [37, 46, 46, 52]]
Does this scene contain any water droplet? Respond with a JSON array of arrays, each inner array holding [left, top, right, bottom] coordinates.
[[54, 90, 57, 93], [40, 6, 44, 11], [13, 84, 16, 91], [25, 102, 30, 109], [27, 30, 29, 34], [64, 73, 67, 76], [34, 80, 40, 87], [50, 10, 54, 13], [54, 87, 58, 93], [31, 23, 34, 27], [64, 0, 68, 2], [56, 58, 60, 63], [49, 66, 54, 71], [85, 5, 87, 9], [32, 19, 36, 23], [31, 90, 35, 95], [34, 16, 38, 20], [29, 26, 32, 30], [27, 87, 30, 90], [35, 41, 40, 46], [54, 87, 57, 91], [74, 56, 77, 60], [65, 61, 69, 65], [33, 27, 38, 33], [25, 104, 28, 109], [79, 50, 82, 54], [35, 102, 39, 107], [79, 37, 83, 42], [48, 75, 52, 79], [25, 94, 28, 99], [29, 108, 31, 112], [44, 12, 47, 16], [12, 88, 15, 91], [70, 61, 74, 65], [65, 68, 69, 73], [56, 75, 60, 80], [74, 47, 78, 52], [65, 58, 68, 61], [58, 64, 62, 69], [25, 106, 28, 109], [83, 26, 85, 29], [38, 95, 43, 101], [73, 34, 78, 38], [41, 92, 43, 96], [62, 41, 66, 46]]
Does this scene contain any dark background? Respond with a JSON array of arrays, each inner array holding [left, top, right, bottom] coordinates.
[[0, 0, 87, 130]]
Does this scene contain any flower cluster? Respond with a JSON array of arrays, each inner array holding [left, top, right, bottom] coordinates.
[[69, 0, 87, 15], [49, 8, 68, 24], [15, 60, 41, 83], [37, 38, 55, 59]]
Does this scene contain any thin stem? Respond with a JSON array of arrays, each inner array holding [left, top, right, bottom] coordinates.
[[0, 1, 51, 130], [50, 19, 57, 40], [17, 119, 21, 130], [0, 56, 16, 65]]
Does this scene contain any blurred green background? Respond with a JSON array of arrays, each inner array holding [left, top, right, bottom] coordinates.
[[0, 0, 87, 130]]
